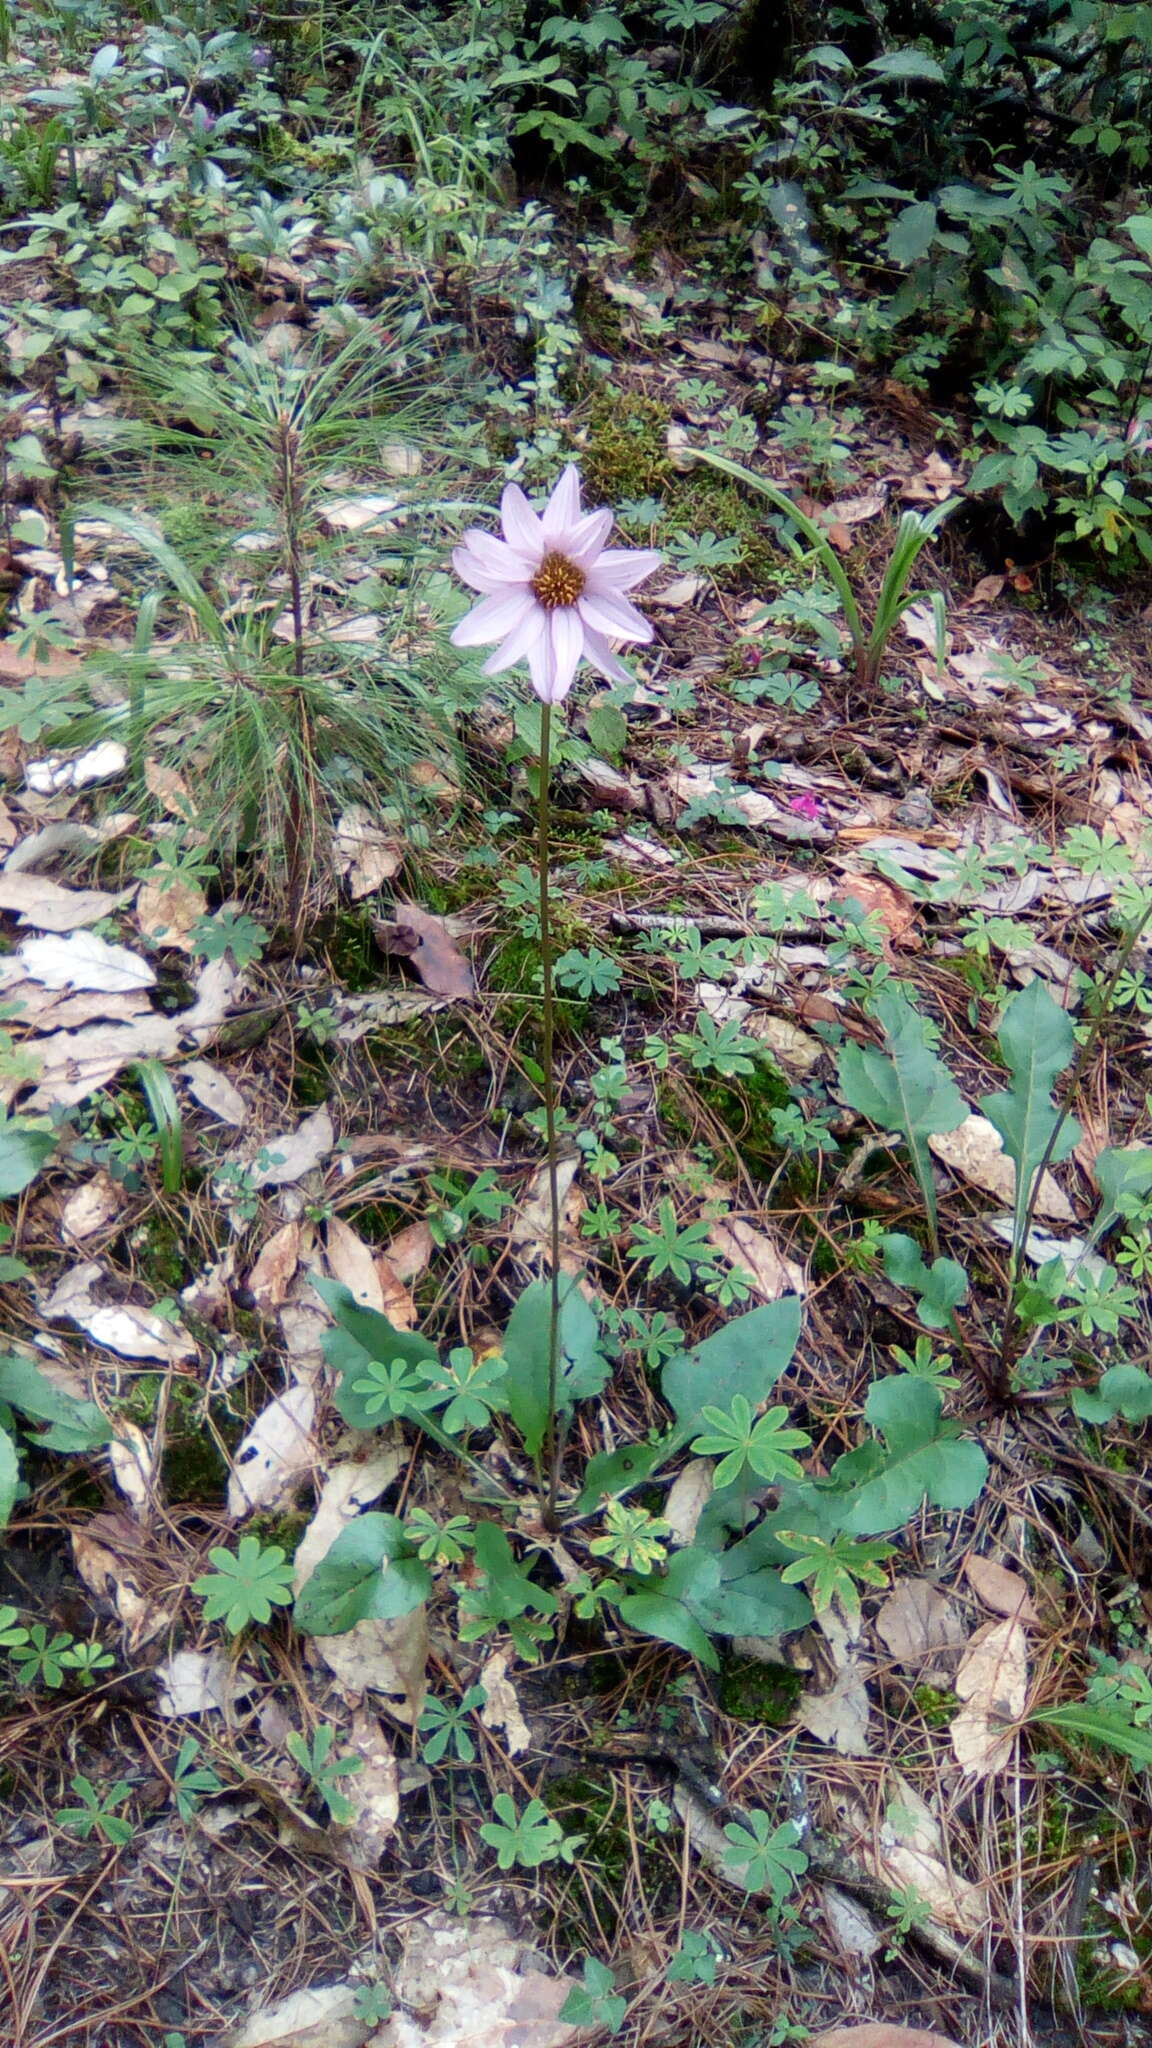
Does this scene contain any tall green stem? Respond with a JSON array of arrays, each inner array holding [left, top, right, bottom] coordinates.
[[537, 702, 563, 1530]]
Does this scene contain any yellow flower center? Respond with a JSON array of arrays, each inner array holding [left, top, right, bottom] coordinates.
[[531, 550, 585, 610]]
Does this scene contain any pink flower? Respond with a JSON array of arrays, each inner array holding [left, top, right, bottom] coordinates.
[[450, 464, 661, 704], [788, 792, 824, 822]]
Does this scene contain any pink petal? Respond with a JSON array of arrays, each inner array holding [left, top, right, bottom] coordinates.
[[499, 484, 546, 564], [451, 590, 535, 648], [580, 627, 634, 685], [540, 465, 583, 541], [547, 607, 586, 703], [584, 547, 662, 593], [565, 507, 614, 567], [455, 528, 536, 587], [481, 602, 548, 677], [527, 634, 555, 702], [576, 590, 654, 643]]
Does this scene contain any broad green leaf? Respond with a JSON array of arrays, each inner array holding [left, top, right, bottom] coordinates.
[[980, 980, 1080, 1255], [1071, 1363, 1152, 1425], [881, 1233, 969, 1330], [578, 1433, 679, 1511], [833, 1375, 988, 1534], [1030, 1703, 1152, 1769], [617, 1548, 722, 1669], [887, 199, 937, 265], [686, 1538, 812, 1640], [838, 991, 967, 1242], [0, 1424, 17, 1527], [1126, 214, 1152, 258], [470, 1521, 558, 1620], [317, 1280, 440, 1431], [663, 1298, 802, 1441], [1093, 1145, 1152, 1239], [0, 1111, 56, 1199], [866, 49, 947, 83], [0, 1354, 110, 1452], [500, 1276, 607, 1460], [293, 1513, 430, 1635]]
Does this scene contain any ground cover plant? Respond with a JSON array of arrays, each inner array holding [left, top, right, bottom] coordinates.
[[4, 2, 1152, 2046]]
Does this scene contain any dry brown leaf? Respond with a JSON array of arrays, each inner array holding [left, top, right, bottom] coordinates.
[[796, 1661, 872, 1754], [293, 1453, 404, 1595], [874, 1579, 967, 1668], [143, 758, 193, 817], [965, 574, 1007, 605], [663, 1458, 713, 1547], [107, 1419, 155, 1519], [377, 902, 475, 1000], [962, 1553, 1038, 1622], [42, 1262, 196, 1362], [136, 876, 206, 951], [743, 1011, 823, 1075], [832, 871, 919, 947], [383, 1220, 433, 1281], [155, 1646, 258, 1717], [810, 2029, 962, 2048], [821, 491, 886, 527], [312, 1610, 429, 1726], [928, 1115, 1074, 1221], [821, 1887, 883, 1961], [479, 1646, 532, 1756], [706, 1216, 807, 1300], [950, 1617, 1029, 1779], [333, 804, 403, 899], [71, 1526, 170, 1651], [19, 928, 154, 993], [378, 1913, 578, 2048], [248, 1222, 301, 1312], [512, 1156, 582, 1258], [181, 1058, 249, 1127], [337, 1711, 400, 1871], [373, 1254, 417, 1329], [230, 1983, 366, 2048], [226, 1382, 316, 1518], [252, 1107, 334, 1187], [325, 1214, 385, 1313], [0, 874, 131, 930], [60, 1171, 125, 1242]]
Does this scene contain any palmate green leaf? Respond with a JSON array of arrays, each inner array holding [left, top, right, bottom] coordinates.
[[317, 1280, 441, 1431], [838, 990, 967, 1245], [292, 1514, 430, 1636], [981, 979, 1080, 1257], [194, 1536, 295, 1634], [662, 1298, 802, 1442], [691, 1394, 810, 1488], [832, 1375, 988, 1535]]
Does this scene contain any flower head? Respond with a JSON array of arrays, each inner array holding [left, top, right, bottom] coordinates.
[[450, 465, 661, 704]]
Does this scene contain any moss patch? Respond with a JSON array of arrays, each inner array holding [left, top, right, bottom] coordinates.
[[719, 1656, 804, 1724], [582, 393, 671, 505]]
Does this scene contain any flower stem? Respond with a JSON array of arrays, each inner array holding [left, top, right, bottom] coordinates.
[[537, 701, 563, 1530]]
